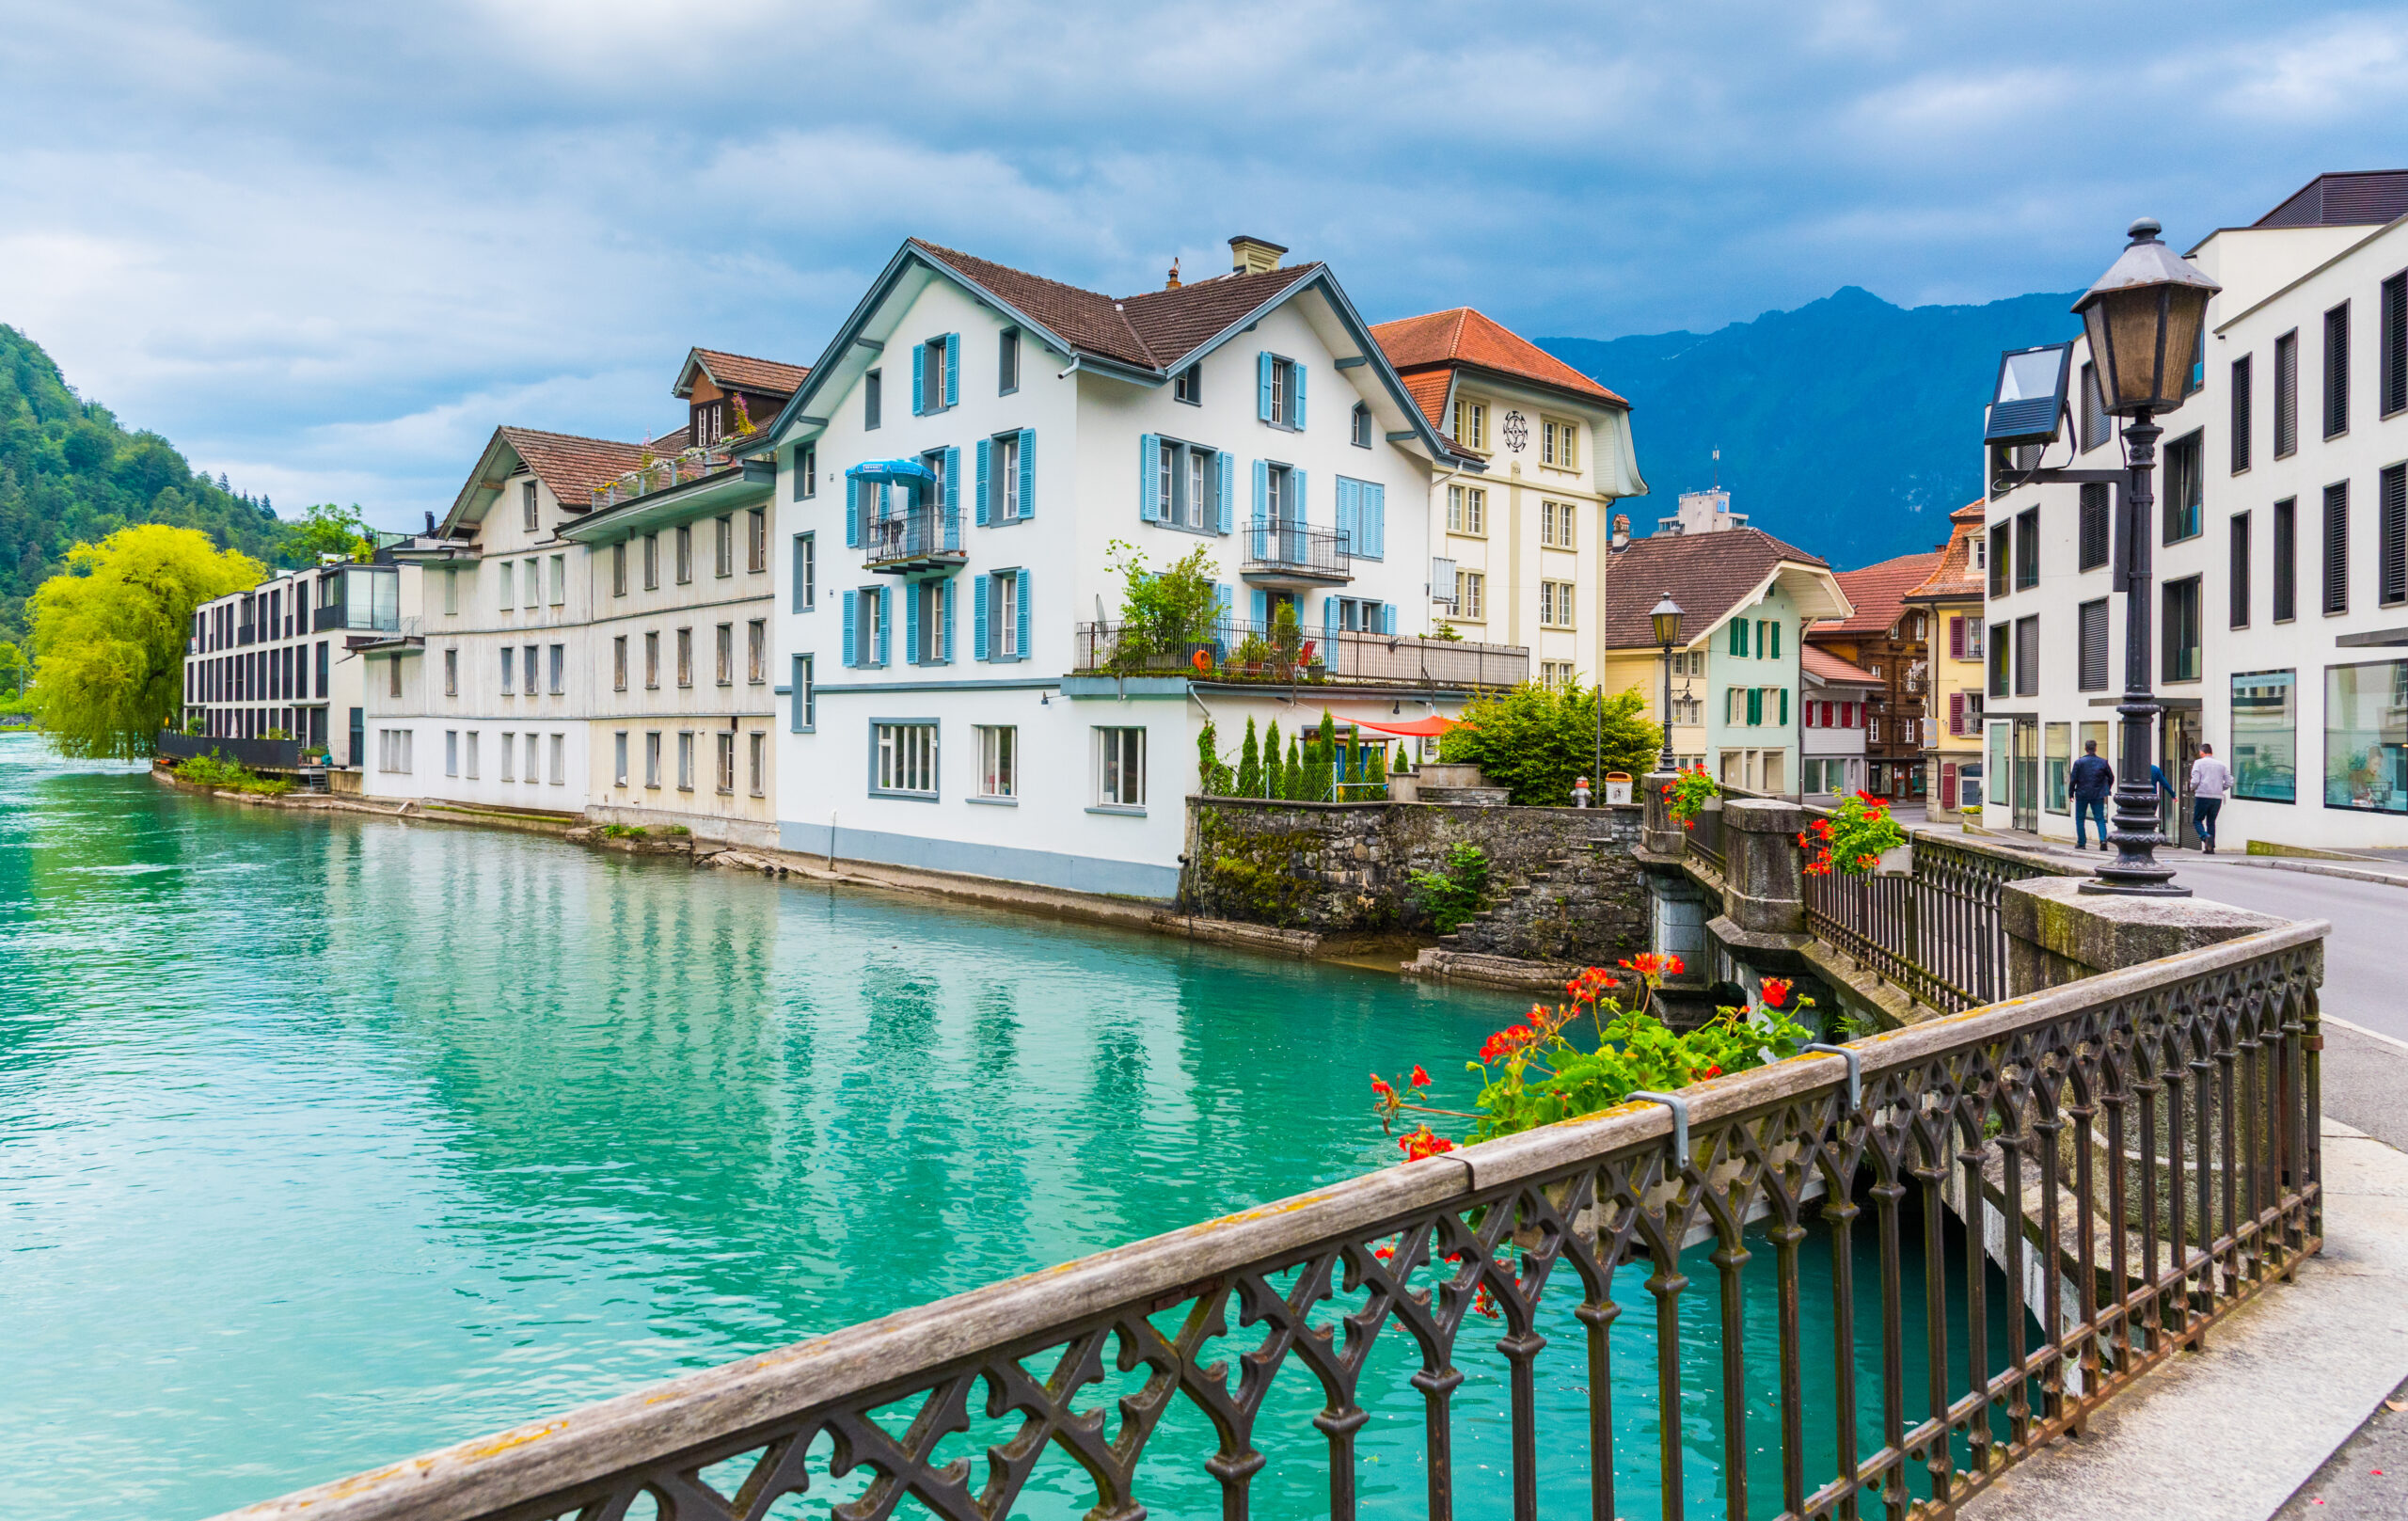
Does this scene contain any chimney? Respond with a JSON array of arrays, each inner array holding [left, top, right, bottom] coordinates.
[[1610, 514, 1631, 550], [424, 510, 436, 534], [1228, 235, 1288, 276], [1164, 257, 1181, 291]]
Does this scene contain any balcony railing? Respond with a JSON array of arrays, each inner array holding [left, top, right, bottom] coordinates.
[[587, 449, 736, 511], [863, 508, 963, 572], [1074, 620, 1528, 689], [218, 918, 2326, 1521], [1243, 519, 1351, 581]]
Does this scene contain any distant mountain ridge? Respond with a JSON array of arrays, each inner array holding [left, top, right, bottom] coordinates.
[[1541, 286, 2082, 570]]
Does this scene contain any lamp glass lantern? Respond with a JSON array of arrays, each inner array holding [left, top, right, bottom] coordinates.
[[1650, 594, 1684, 650], [2072, 218, 2221, 417]]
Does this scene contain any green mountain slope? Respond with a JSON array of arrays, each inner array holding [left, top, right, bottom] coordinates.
[[0, 325, 288, 640], [1542, 287, 2082, 569]]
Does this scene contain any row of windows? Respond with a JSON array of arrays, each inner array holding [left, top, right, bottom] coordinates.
[[1724, 618, 1784, 659], [863, 721, 1148, 810], [607, 729, 766, 797], [1803, 701, 1864, 729], [834, 574, 1028, 669], [1722, 687, 1791, 726], [188, 642, 330, 705], [1448, 399, 1583, 468], [604, 622, 770, 690], [599, 512, 769, 598]]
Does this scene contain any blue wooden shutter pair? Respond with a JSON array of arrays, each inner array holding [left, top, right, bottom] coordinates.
[[943, 578, 957, 662], [905, 583, 921, 665], [1291, 359, 1306, 430], [974, 575, 990, 660], [1138, 435, 1160, 521], [846, 476, 861, 547], [911, 343, 927, 416], [1017, 430, 1036, 519], [1361, 483, 1386, 559], [943, 447, 961, 550], [877, 590, 892, 667], [842, 589, 858, 666], [975, 439, 991, 527], [1215, 452, 1231, 533], [943, 335, 959, 410], [1014, 569, 1031, 658], [1257, 353, 1274, 421]]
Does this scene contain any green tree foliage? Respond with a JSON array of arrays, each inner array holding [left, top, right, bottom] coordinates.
[[1440, 681, 1661, 807], [1104, 538, 1220, 669], [283, 501, 375, 565], [1235, 717, 1263, 798], [1407, 842, 1492, 933], [0, 325, 292, 642], [29, 524, 262, 757], [1195, 717, 1233, 796], [1261, 721, 1282, 800], [1283, 736, 1306, 800]]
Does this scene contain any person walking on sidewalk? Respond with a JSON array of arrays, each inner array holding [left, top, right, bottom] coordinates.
[[2069, 739, 2115, 850], [2190, 743, 2234, 853]]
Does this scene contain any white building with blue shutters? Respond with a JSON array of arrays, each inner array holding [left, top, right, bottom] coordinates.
[[735, 234, 1525, 899]]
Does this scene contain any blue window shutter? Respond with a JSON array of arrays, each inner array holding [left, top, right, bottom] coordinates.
[[1215, 452, 1232, 533], [1018, 429, 1035, 519], [911, 343, 926, 417], [1251, 587, 1267, 626], [1291, 359, 1307, 430], [1323, 594, 1337, 641], [1335, 478, 1357, 547], [1251, 459, 1268, 558], [943, 578, 956, 662], [1365, 483, 1385, 559], [1138, 435, 1159, 521], [842, 589, 858, 666], [943, 334, 959, 409], [846, 476, 860, 547], [943, 447, 961, 550], [905, 582, 921, 665], [975, 438, 991, 527], [974, 574, 990, 660], [1014, 568, 1031, 659], [1293, 468, 1307, 523], [1215, 582, 1233, 645], [878, 589, 891, 667], [1258, 352, 1273, 420]]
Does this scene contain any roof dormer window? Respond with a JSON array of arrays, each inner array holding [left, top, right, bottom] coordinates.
[[1175, 363, 1201, 405]]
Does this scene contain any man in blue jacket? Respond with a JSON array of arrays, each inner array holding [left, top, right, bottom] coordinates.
[[2068, 739, 2115, 850]]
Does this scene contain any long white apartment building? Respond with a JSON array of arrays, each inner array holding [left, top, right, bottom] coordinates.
[[1979, 169, 2408, 850], [735, 235, 1535, 899]]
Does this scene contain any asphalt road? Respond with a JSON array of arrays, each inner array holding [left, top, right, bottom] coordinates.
[[2153, 854, 2408, 1153]]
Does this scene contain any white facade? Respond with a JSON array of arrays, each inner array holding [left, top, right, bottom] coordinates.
[[1979, 189, 2408, 850], [752, 240, 1475, 898], [1800, 658, 1878, 799]]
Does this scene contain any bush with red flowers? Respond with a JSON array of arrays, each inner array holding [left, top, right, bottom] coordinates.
[[1796, 791, 1909, 877], [1370, 956, 1814, 1151], [1661, 765, 1719, 829]]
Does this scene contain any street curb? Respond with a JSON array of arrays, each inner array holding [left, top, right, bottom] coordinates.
[[2221, 856, 2408, 892]]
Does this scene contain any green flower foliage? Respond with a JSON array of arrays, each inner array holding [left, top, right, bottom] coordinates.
[[1406, 841, 1491, 932], [1439, 680, 1660, 807]]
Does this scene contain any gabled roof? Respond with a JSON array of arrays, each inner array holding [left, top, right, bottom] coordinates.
[[1371, 308, 1629, 423], [443, 426, 656, 534], [1802, 645, 1883, 687], [1601, 527, 1839, 650], [1815, 550, 1944, 636], [674, 349, 809, 400], [1904, 500, 1987, 604]]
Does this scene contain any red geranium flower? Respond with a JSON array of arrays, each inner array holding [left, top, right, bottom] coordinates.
[[1399, 1125, 1457, 1162], [1760, 976, 1792, 1008], [1409, 1064, 1431, 1088], [1370, 1073, 1395, 1099]]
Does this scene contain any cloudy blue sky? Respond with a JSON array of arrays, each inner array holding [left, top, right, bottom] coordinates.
[[2, 0, 2400, 527]]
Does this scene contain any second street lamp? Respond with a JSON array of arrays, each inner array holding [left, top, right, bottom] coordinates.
[[1651, 594, 1684, 772]]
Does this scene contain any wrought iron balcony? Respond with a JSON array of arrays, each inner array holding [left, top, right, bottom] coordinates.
[[1242, 520, 1351, 584], [1073, 620, 1526, 689], [863, 509, 964, 575]]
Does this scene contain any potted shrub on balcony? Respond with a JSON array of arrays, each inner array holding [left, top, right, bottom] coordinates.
[[1106, 540, 1218, 674]]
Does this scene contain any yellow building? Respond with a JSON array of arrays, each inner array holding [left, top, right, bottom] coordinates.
[[1904, 500, 1988, 814]]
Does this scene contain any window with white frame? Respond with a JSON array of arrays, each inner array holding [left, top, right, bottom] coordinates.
[[748, 620, 766, 683], [716, 731, 736, 793], [975, 724, 1017, 799], [1174, 363, 1201, 404], [644, 731, 661, 787], [749, 731, 766, 796], [500, 731, 515, 782], [994, 432, 1023, 520], [1153, 437, 1218, 530], [614, 731, 628, 787], [989, 571, 1021, 658], [790, 654, 815, 732], [464, 730, 480, 779], [794, 532, 816, 611], [612, 543, 627, 597], [523, 559, 539, 609], [444, 647, 458, 696], [1542, 417, 1580, 469], [793, 442, 816, 500], [549, 733, 564, 785], [748, 508, 768, 573], [1264, 356, 1298, 428], [525, 732, 540, 784], [644, 631, 660, 689], [716, 623, 734, 686], [1451, 398, 1489, 452], [715, 515, 734, 578], [1454, 570, 1485, 620], [548, 643, 564, 695], [643, 533, 659, 590], [1446, 484, 1486, 535], [677, 731, 695, 791], [548, 554, 565, 605], [876, 722, 939, 796], [522, 643, 538, 695], [499, 560, 515, 610], [521, 480, 538, 531], [1540, 579, 1576, 628], [1094, 726, 1145, 808], [675, 525, 693, 584], [1541, 499, 1576, 547], [445, 730, 458, 777], [1351, 403, 1372, 448], [613, 636, 628, 691]]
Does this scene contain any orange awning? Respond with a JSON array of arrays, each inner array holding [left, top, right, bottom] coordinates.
[[1329, 713, 1464, 738]]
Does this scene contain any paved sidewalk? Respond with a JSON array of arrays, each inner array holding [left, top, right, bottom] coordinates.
[[1941, 818, 2408, 890], [1966, 1121, 2408, 1521]]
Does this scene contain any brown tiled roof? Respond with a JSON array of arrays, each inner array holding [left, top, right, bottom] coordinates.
[[499, 427, 655, 513], [1371, 308, 1628, 407], [689, 349, 808, 396], [646, 423, 693, 454], [1802, 645, 1883, 686], [1401, 371, 1451, 429], [1905, 499, 1987, 602], [907, 239, 1322, 372], [1602, 527, 1830, 650], [1814, 550, 1943, 636]]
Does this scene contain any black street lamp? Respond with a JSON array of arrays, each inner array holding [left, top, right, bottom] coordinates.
[[2070, 218, 2219, 895], [1651, 594, 1684, 772]]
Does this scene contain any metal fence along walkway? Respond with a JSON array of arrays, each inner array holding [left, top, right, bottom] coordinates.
[[222, 921, 2325, 1521]]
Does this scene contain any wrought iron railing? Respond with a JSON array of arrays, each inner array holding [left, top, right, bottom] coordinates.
[[217, 922, 2325, 1521], [1688, 800, 1726, 875], [1799, 819, 2069, 1013], [588, 449, 737, 510], [864, 508, 962, 566], [1244, 519, 1352, 578], [1073, 620, 1528, 689], [157, 732, 304, 770]]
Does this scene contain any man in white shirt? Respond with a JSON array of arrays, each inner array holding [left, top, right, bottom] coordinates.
[[2189, 743, 2235, 853]]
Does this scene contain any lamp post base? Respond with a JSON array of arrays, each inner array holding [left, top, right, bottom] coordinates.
[[2079, 784, 2192, 896]]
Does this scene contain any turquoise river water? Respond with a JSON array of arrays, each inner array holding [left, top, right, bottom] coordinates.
[[0, 741, 2000, 1521]]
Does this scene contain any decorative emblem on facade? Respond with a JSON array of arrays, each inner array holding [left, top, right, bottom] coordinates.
[[1501, 410, 1529, 452]]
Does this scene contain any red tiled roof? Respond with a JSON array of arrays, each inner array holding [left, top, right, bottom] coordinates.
[[689, 349, 808, 396], [499, 427, 656, 513], [1906, 500, 1987, 602], [1401, 371, 1451, 430], [1602, 528, 1830, 649], [1802, 645, 1883, 686], [1371, 308, 1628, 407], [908, 239, 1323, 372], [1815, 550, 1943, 636]]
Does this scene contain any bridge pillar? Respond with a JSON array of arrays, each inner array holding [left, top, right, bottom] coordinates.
[[2000, 875, 2295, 995]]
